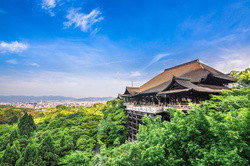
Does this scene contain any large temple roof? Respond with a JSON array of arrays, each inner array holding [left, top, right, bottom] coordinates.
[[139, 59, 236, 93], [121, 59, 236, 97]]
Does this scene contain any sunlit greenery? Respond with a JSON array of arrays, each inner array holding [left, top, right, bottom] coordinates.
[[231, 67, 250, 88], [0, 99, 127, 165], [97, 88, 249, 165], [0, 69, 249, 165]]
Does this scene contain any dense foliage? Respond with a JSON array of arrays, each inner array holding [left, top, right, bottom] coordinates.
[[97, 100, 127, 147], [0, 105, 35, 124], [0, 100, 127, 165], [97, 88, 249, 165], [231, 67, 250, 87]]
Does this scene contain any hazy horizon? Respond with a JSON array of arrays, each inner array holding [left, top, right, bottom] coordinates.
[[0, 0, 250, 97]]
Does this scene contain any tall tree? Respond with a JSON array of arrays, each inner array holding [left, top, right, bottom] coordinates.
[[18, 113, 36, 136]]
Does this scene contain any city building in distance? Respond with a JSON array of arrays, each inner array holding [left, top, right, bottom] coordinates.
[[119, 59, 237, 141], [0, 101, 108, 111]]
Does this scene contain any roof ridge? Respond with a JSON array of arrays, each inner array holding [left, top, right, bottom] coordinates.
[[164, 59, 199, 72], [126, 86, 140, 88]]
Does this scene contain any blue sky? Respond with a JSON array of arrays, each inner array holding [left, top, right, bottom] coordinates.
[[0, 0, 249, 97]]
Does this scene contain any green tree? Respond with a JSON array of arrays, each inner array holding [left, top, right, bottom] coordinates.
[[97, 99, 127, 147], [7, 115, 18, 125], [231, 67, 250, 87], [202, 88, 250, 113], [18, 136, 31, 152], [56, 135, 74, 157], [18, 113, 36, 136], [39, 134, 58, 165], [9, 129, 18, 146], [58, 151, 91, 166], [76, 135, 96, 153], [98, 118, 121, 146], [16, 143, 45, 166], [1, 144, 20, 166]]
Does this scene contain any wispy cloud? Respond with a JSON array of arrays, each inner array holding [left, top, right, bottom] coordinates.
[[64, 8, 104, 32], [6, 59, 18, 65], [130, 71, 142, 77], [0, 71, 143, 97], [0, 37, 146, 97], [144, 53, 171, 69], [42, 0, 56, 9], [198, 34, 236, 46], [41, 0, 58, 16], [0, 41, 28, 53], [180, 13, 214, 35], [211, 47, 250, 73], [116, 71, 144, 79], [90, 28, 100, 36], [12, 37, 137, 75], [29, 62, 40, 67]]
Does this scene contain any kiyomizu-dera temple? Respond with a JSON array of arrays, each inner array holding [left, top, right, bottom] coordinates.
[[119, 59, 237, 141]]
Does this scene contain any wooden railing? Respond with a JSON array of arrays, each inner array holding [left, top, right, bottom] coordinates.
[[167, 104, 193, 110], [124, 103, 193, 113], [125, 105, 164, 114]]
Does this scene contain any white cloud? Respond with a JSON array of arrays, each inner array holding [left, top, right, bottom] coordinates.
[[0, 41, 28, 53], [29, 62, 40, 67], [116, 71, 144, 78], [64, 8, 104, 32], [42, 0, 56, 9], [90, 28, 100, 36], [199, 34, 236, 46], [210, 47, 250, 73], [41, 0, 57, 16], [6, 59, 18, 65], [130, 71, 142, 77], [144, 53, 171, 69], [0, 38, 146, 97]]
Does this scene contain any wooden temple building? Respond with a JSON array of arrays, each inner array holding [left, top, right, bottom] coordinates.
[[119, 59, 236, 141]]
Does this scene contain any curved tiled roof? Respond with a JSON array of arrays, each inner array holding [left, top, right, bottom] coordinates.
[[139, 59, 203, 92], [121, 59, 236, 97], [139, 59, 236, 93], [124, 87, 140, 95]]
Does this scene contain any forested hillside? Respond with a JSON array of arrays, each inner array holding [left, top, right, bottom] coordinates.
[[0, 100, 127, 166], [0, 68, 249, 166]]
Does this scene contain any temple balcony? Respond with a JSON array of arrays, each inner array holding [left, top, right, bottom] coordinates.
[[125, 105, 164, 114], [124, 103, 193, 114], [167, 104, 193, 110]]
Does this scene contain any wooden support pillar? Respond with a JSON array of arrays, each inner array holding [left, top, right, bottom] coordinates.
[[156, 96, 161, 106]]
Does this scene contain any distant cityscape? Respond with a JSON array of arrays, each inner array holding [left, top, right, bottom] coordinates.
[[0, 96, 114, 111], [1, 101, 107, 111]]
